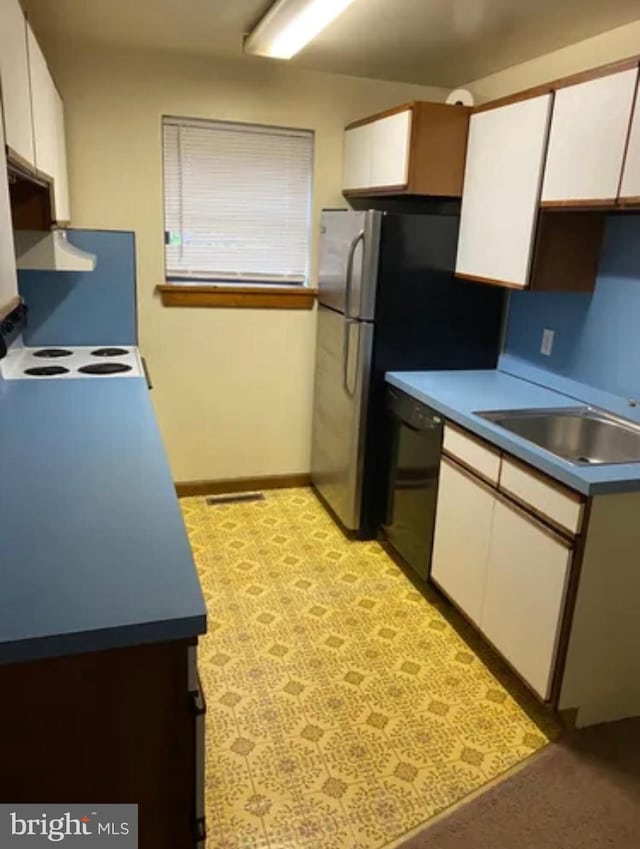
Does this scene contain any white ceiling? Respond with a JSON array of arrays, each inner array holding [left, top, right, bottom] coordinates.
[[23, 0, 640, 87]]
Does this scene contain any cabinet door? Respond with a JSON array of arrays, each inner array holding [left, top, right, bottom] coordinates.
[[370, 109, 412, 188], [52, 90, 70, 222], [431, 458, 495, 625], [455, 94, 552, 288], [27, 25, 70, 223], [481, 500, 572, 700], [0, 109, 19, 313], [27, 24, 58, 180], [342, 124, 372, 191], [0, 0, 35, 167], [542, 69, 638, 204], [619, 93, 640, 202]]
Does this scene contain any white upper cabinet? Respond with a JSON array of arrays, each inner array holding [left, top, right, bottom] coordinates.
[[26, 23, 70, 222], [27, 24, 58, 180], [0, 110, 19, 313], [0, 0, 35, 168], [542, 69, 638, 204], [481, 500, 572, 700], [52, 90, 70, 222], [619, 90, 640, 201], [343, 123, 373, 191], [455, 94, 552, 288], [342, 108, 412, 192], [370, 109, 412, 188]]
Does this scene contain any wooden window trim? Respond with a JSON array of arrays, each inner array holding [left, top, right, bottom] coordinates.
[[156, 283, 317, 310]]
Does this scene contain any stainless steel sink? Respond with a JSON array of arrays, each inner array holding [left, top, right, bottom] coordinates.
[[475, 406, 640, 466]]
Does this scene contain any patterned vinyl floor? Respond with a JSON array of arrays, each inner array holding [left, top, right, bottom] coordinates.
[[181, 488, 558, 849]]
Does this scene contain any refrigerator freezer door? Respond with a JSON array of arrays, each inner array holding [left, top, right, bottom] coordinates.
[[318, 210, 382, 320], [311, 305, 374, 531]]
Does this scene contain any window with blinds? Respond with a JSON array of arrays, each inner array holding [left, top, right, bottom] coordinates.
[[162, 117, 313, 285]]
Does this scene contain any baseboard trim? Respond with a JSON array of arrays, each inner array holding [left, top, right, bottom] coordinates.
[[175, 473, 312, 498]]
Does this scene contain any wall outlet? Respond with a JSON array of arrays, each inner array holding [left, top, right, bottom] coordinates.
[[540, 328, 555, 356]]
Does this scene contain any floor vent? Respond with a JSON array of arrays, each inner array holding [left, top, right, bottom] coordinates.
[[206, 492, 266, 506]]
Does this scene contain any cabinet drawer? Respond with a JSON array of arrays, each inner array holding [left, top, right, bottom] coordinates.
[[499, 458, 584, 535], [443, 425, 501, 485]]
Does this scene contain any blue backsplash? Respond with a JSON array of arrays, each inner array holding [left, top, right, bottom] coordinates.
[[503, 214, 640, 400], [18, 230, 137, 346]]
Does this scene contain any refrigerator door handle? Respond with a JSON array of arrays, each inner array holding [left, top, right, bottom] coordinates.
[[344, 230, 365, 319], [342, 318, 357, 398]]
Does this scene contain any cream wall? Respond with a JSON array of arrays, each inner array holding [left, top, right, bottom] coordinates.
[[466, 19, 640, 101], [41, 41, 446, 483]]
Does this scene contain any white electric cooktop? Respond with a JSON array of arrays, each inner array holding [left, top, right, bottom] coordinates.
[[1, 344, 144, 380]]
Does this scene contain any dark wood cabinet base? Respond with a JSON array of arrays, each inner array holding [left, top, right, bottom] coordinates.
[[0, 640, 200, 849]]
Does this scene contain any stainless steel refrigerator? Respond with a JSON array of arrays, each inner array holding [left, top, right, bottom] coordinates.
[[311, 208, 505, 539]]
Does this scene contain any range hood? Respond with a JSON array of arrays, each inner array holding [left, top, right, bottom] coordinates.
[[14, 230, 97, 272]]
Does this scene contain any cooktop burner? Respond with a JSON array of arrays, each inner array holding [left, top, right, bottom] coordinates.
[[33, 348, 73, 358], [91, 348, 129, 357], [25, 366, 71, 376], [78, 363, 133, 375]]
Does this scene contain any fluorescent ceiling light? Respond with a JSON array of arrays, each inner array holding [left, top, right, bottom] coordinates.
[[245, 0, 357, 60]]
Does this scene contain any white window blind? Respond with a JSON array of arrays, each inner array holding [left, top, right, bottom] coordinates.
[[163, 117, 313, 284]]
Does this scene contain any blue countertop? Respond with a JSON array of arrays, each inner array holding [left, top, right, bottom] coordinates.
[[386, 370, 640, 496], [0, 377, 206, 665]]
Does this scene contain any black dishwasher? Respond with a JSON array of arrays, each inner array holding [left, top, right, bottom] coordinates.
[[382, 387, 444, 580]]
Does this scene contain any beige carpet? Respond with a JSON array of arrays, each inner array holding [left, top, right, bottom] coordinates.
[[394, 717, 640, 849]]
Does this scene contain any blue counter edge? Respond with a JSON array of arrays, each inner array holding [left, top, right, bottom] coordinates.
[[386, 371, 640, 497], [0, 614, 207, 666]]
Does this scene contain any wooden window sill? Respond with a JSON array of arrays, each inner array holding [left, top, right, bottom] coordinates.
[[156, 284, 317, 310]]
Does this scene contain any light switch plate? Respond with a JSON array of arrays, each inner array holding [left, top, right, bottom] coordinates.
[[541, 328, 555, 356]]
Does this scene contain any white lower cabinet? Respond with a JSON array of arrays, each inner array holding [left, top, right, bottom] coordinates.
[[480, 499, 572, 700], [432, 447, 575, 701], [431, 458, 495, 626]]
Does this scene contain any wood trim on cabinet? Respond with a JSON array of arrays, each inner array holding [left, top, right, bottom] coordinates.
[[529, 212, 605, 293], [539, 198, 618, 209], [441, 452, 498, 494], [445, 448, 577, 546], [175, 473, 312, 498], [500, 453, 585, 506], [5, 145, 35, 175], [455, 271, 525, 290], [157, 284, 317, 310], [548, 498, 593, 707], [474, 54, 640, 114], [345, 102, 414, 131], [408, 101, 470, 197], [618, 194, 640, 206], [0, 295, 21, 322], [493, 487, 575, 549], [343, 184, 408, 197]]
